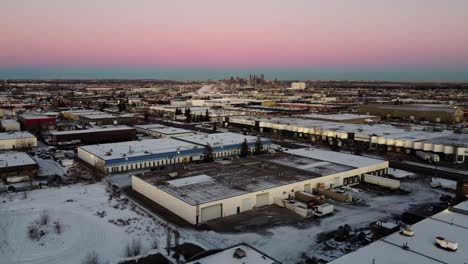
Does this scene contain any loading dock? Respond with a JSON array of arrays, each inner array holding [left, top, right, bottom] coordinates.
[[201, 204, 222, 222], [256, 193, 269, 207]]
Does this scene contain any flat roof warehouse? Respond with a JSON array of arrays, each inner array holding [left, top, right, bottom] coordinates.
[[132, 148, 389, 224], [134, 150, 384, 205]]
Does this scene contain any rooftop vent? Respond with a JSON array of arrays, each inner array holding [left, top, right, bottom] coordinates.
[[233, 248, 246, 259], [435, 236, 458, 251]]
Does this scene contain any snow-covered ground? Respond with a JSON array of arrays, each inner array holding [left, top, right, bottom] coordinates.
[[33, 157, 67, 177], [0, 183, 170, 264], [387, 168, 416, 179], [0, 179, 447, 264]]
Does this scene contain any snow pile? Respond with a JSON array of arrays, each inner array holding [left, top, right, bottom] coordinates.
[[431, 177, 456, 190], [387, 168, 415, 179]]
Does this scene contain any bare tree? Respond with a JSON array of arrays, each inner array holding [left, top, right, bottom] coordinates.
[[82, 251, 100, 264], [150, 234, 158, 249], [166, 227, 172, 256], [39, 210, 49, 226], [28, 224, 40, 241], [53, 221, 62, 234], [125, 238, 142, 257]]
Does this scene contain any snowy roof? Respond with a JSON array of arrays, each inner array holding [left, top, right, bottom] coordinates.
[[0, 131, 36, 140], [0, 152, 36, 168], [285, 148, 387, 168], [18, 114, 55, 120], [230, 116, 456, 143], [187, 243, 278, 264], [295, 113, 379, 121], [147, 127, 193, 135], [135, 124, 194, 136], [330, 200, 468, 264], [176, 132, 269, 147], [421, 134, 468, 147], [167, 175, 214, 187], [135, 124, 167, 130], [1, 119, 19, 124], [80, 138, 200, 160], [49, 126, 135, 136], [80, 114, 116, 119], [138, 151, 373, 205]]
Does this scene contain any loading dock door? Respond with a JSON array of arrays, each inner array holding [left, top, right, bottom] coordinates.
[[256, 193, 269, 207], [242, 198, 253, 211], [201, 204, 222, 222]]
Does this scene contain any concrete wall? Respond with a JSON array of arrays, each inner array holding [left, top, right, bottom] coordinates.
[[0, 137, 37, 150], [132, 176, 197, 224]]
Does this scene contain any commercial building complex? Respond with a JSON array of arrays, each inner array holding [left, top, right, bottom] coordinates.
[[228, 116, 468, 163], [132, 148, 388, 224]]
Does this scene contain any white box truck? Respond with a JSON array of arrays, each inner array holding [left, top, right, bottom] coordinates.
[[314, 203, 334, 217]]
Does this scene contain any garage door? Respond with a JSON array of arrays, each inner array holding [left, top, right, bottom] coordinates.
[[256, 193, 269, 207], [242, 198, 253, 211], [201, 204, 222, 222]]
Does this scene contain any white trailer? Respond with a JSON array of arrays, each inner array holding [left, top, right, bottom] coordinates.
[[363, 174, 401, 189], [314, 203, 334, 217], [416, 150, 432, 163], [60, 159, 74, 167]]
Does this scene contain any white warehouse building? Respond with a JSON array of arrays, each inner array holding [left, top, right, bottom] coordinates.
[[0, 131, 37, 150], [78, 132, 272, 173], [228, 116, 468, 163], [132, 148, 389, 225], [135, 124, 195, 138]]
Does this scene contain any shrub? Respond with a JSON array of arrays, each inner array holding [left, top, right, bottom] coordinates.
[[82, 251, 99, 264]]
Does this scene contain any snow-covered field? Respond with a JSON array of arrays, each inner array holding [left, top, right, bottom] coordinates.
[[33, 157, 67, 177], [0, 183, 169, 264], [0, 179, 447, 264]]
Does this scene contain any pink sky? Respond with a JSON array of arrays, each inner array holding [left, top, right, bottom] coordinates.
[[2, 0, 468, 69]]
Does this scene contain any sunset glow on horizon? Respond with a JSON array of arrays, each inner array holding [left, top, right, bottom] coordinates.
[[2, 0, 468, 80]]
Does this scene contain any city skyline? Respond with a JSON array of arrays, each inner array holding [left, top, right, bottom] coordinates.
[[2, 0, 468, 81]]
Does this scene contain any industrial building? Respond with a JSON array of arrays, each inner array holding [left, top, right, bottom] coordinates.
[[47, 125, 137, 146], [61, 110, 136, 125], [17, 113, 56, 132], [132, 148, 388, 224], [1, 119, 21, 131], [135, 124, 194, 138], [0, 152, 38, 183], [187, 243, 279, 264], [0, 131, 37, 150], [330, 199, 468, 264], [77, 132, 272, 173], [295, 113, 381, 124], [175, 132, 272, 158], [357, 104, 464, 124], [228, 116, 468, 163]]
